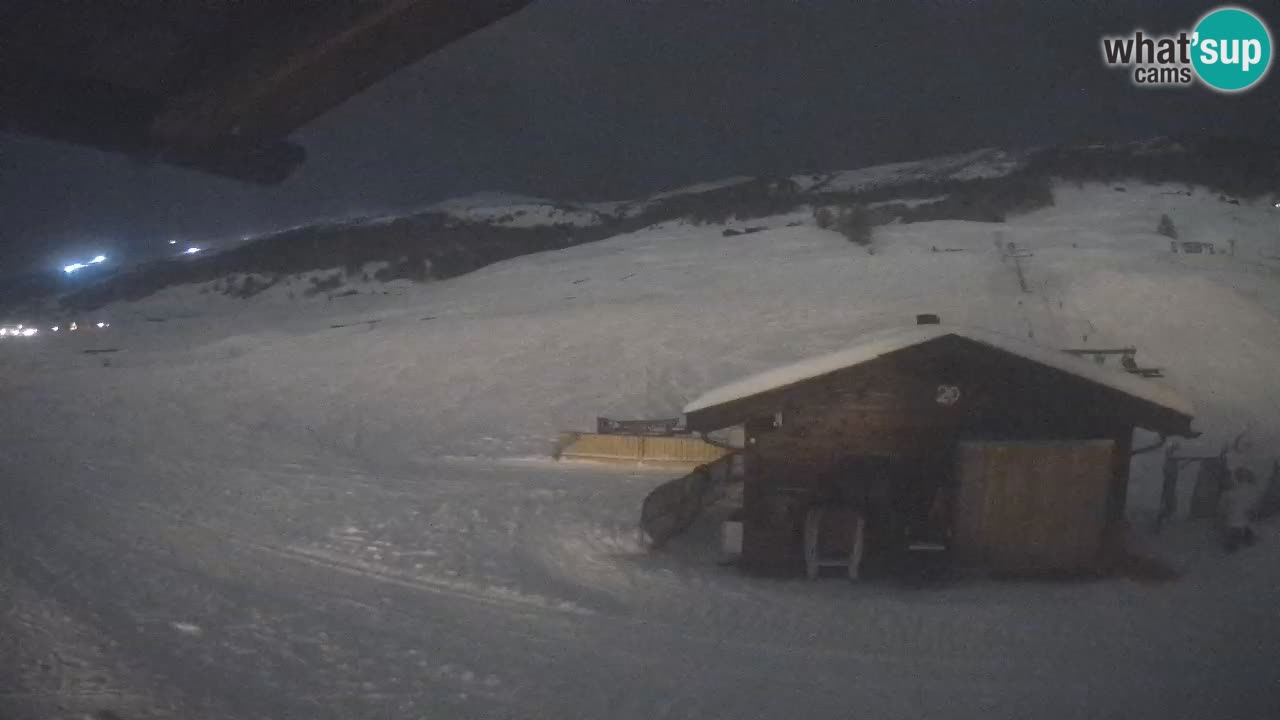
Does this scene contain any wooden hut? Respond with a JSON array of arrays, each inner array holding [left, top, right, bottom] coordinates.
[[682, 323, 1194, 576]]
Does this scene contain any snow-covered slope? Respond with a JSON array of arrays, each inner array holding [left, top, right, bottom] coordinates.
[[14, 180, 1280, 479], [5, 175, 1280, 719]]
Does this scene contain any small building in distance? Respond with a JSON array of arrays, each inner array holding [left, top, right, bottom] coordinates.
[[682, 321, 1194, 576]]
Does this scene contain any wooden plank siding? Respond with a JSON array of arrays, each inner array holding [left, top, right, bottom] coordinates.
[[712, 336, 1165, 573], [953, 440, 1115, 571]]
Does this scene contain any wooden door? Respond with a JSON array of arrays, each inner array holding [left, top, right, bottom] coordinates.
[[953, 439, 1115, 572]]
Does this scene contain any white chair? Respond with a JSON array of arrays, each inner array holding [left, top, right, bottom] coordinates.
[[804, 505, 866, 581]]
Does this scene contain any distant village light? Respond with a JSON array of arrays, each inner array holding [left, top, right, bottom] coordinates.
[[64, 255, 107, 273]]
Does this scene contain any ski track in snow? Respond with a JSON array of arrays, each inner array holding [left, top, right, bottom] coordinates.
[[2, 181, 1280, 718]]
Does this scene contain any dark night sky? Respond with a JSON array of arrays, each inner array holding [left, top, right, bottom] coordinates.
[[2, 0, 1277, 273]]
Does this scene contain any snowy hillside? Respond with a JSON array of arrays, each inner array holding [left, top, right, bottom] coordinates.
[[5, 149, 1280, 718], [797, 147, 1025, 192], [10, 179, 1280, 488]]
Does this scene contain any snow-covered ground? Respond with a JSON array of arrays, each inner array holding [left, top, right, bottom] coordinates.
[[802, 147, 1025, 193], [2, 180, 1280, 718]]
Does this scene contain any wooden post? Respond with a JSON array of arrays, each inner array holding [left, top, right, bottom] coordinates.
[[1105, 426, 1135, 554], [849, 513, 866, 581]]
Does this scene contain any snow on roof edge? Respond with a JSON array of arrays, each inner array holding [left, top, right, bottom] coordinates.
[[682, 325, 1194, 419]]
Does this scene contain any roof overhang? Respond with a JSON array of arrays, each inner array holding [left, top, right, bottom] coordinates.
[[683, 326, 1195, 437], [0, 1, 535, 184]]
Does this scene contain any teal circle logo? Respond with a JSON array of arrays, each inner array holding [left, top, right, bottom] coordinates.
[[1192, 7, 1272, 92]]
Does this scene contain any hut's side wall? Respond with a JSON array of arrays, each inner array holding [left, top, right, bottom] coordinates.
[[735, 339, 1145, 573], [953, 439, 1116, 571]]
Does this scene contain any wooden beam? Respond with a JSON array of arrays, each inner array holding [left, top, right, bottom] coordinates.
[[151, 0, 535, 145], [0, 62, 304, 184]]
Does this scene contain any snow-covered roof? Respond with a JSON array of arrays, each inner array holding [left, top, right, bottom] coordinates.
[[683, 325, 1194, 418]]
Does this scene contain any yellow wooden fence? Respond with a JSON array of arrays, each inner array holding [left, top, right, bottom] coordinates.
[[556, 432, 730, 466]]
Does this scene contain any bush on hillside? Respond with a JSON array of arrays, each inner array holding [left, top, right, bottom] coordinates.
[[833, 205, 874, 246], [1157, 213, 1178, 240], [304, 272, 344, 297]]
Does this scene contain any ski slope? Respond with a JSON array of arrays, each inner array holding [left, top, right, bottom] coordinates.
[[2, 180, 1280, 719]]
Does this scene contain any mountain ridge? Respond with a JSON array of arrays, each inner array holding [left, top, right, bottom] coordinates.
[[4, 135, 1277, 316]]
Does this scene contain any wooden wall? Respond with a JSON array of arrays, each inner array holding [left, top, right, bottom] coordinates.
[[728, 338, 1145, 573], [953, 440, 1115, 571]]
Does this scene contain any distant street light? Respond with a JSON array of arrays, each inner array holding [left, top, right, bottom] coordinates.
[[184, 247, 202, 255], [64, 254, 107, 273]]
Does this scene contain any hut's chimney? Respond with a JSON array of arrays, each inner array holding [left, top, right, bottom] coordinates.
[[916, 313, 941, 325]]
